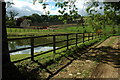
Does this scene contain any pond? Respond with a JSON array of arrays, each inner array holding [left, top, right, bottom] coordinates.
[[8, 36, 68, 55], [9, 45, 55, 55], [8, 34, 82, 55]]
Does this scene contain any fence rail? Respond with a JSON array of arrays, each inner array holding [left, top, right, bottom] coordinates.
[[8, 32, 104, 63]]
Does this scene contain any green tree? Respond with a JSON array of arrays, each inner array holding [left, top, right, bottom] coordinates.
[[85, 1, 120, 33], [33, 0, 79, 24]]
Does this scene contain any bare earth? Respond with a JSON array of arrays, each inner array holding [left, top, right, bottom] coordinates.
[[52, 36, 120, 78], [91, 36, 120, 78]]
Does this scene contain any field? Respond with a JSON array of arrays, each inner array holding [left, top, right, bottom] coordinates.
[[7, 24, 120, 79], [7, 24, 119, 38], [8, 24, 119, 63]]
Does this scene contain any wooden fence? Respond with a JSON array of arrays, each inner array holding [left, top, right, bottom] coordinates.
[[8, 32, 104, 63]]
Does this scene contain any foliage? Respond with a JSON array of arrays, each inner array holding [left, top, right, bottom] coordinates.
[[6, 10, 19, 27], [6, 20, 15, 27], [85, 1, 120, 33], [32, 0, 81, 24], [55, 1, 79, 24]]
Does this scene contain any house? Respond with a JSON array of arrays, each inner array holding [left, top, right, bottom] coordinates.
[[20, 19, 31, 28]]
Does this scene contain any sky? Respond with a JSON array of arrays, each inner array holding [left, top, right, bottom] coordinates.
[[5, 0, 104, 18]]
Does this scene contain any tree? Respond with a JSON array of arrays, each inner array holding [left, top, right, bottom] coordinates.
[[85, 1, 120, 33], [7, 10, 18, 21], [2, 1, 26, 79], [33, 0, 79, 24], [6, 10, 19, 27]]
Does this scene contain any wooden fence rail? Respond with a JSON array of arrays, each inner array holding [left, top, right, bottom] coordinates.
[[8, 32, 104, 63]]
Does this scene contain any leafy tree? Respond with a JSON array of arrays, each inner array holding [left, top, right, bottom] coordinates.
[[33, 0, 79, 24], [55, 1, 79, 24], [85, 1, 120, 33]]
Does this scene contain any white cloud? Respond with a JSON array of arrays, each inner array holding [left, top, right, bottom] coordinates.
[[75, 0, 88, 16], [6, 0, 45, 17], [6, 0, 104, 17]]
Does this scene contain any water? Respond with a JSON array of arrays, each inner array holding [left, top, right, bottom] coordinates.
[[8, 38, 59, 55], [8, 36, 76, 55], [10, 45, 55, 55]]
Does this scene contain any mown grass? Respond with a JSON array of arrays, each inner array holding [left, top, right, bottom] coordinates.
[[7, 25, 119, 38]]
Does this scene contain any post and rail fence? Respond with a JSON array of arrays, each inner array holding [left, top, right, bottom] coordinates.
[[8, 32, 104, 63]]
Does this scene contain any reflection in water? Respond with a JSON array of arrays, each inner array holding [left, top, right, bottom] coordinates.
[[8, 40, 58, 55], [8, 36, 76, 55], [10, 46, 55, 55]]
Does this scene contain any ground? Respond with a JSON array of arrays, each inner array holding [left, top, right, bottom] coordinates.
[[52, 36, 120, 78], [13, 35, 120, 79], [90, 36, 120, 78]]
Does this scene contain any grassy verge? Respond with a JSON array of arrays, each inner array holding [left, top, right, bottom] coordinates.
[[10, 36, 99, 62], [10, 36, 109, 79], [11, 37, 103, 64]]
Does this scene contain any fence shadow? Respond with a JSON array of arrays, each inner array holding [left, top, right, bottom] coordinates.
[[4, 45, 120, 80], [79, 46, 120, 68], [31, 43, 99, 79], [2, 63, 27, 80], [16, 41, 100, 80], [9, 37, 116, 80]]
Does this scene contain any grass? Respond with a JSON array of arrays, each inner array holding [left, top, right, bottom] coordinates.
[[7, 26, 94, 34], [7, 25, 119, 39], [9, 27, 114, 62], [6, 24, 120, 79], [108, 37, 118, 45], [10, 36, 102, 62], [8, 24, 119, 66], [10, 35, 109, 79]]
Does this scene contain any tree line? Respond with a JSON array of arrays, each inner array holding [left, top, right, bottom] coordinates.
[[6, 13, 82, 27]]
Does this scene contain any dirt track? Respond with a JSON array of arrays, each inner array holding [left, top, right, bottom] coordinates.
[[53, 36, 120, 78], [90, 36, 120, 78]]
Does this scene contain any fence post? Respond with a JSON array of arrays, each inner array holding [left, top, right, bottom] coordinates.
[[99, 33, 100, 38], [31, 38, 34, 61], [89, 33, 91, 40], [100, 33, 101, 37], [76, 34, 78, 46], [83, 33, 85, 43], [67, 34, 69, 50], [95, 33, 97, 39], [88, 33, 90, 41], [98, 33, 99, 38], [92, 32, 93, 40], [53, 35, 56, 53]]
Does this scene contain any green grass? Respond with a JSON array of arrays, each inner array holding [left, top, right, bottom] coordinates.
[[7, 26, 94, 33], [108, 37, 117, 45], [8, 24, 119, 63], [10, 36, 102, 62], [7, 25, 119, 38]]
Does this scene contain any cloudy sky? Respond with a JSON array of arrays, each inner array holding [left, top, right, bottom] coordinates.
[[5, 0, 105, 18]]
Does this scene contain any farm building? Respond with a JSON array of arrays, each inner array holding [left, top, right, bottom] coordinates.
[[20, 19, 31, 28]]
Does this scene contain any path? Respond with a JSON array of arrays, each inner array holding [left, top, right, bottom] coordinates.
[[90, 36, 120, 78], [52, 36, 120, 78]]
